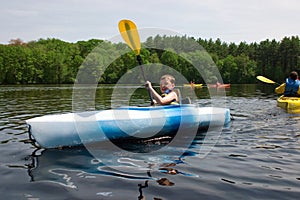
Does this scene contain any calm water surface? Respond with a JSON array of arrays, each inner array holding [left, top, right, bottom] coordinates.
[[0, 84, 300, 200]]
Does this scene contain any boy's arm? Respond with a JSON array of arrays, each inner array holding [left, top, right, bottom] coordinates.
[[146, 81, 177, 105], [148, 87, 177, 105]]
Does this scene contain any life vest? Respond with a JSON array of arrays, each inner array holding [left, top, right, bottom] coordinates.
[[161, 89, 179, 105], [284, 78, 300, 96]]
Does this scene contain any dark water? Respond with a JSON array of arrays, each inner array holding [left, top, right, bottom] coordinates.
[[1, 84, 300, 200]]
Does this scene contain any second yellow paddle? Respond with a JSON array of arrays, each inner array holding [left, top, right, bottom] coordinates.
[[256, 75, 279, 85]]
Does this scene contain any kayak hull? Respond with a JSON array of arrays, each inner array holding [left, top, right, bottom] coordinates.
[[277, 95, 300, 113], [26, 105, 231, 148]]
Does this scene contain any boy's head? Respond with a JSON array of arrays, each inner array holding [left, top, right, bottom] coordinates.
[[289, 71, 298, 80], [160, 75, 175, 93]]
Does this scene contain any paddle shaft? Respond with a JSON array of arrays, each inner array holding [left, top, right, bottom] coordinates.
[[137, 55, 146, 81], [137, 55, 154, 105]]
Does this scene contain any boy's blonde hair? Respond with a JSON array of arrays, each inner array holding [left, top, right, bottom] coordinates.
[[160, 74, 175, 84]]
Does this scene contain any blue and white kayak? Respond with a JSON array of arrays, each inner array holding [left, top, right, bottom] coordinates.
[[26, 105, 231, 149]]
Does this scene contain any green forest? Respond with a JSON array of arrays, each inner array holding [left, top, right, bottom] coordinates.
[[0, 35, 299, 84]]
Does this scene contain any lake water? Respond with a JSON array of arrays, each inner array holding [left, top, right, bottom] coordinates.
[[0, 84, 300, 200]]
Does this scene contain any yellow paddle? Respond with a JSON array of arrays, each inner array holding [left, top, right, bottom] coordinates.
[[256, 76, 280, 85], [118, 19, 154, 105], [118, 19, 141, 56]]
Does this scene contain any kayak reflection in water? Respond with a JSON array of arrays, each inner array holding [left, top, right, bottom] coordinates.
[[145, 75, 179, 105], [275, 71, 300, 97]]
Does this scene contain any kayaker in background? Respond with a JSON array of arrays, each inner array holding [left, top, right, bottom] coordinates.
[[145, 74, 179, 105], [190, 80, 195, 88], [275, 71, 300, 97]]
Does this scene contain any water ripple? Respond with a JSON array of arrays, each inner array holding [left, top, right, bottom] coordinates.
[[1, 85, 300, 199]]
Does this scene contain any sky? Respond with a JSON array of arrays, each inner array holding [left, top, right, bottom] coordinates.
[[1, 0, 299, 44]]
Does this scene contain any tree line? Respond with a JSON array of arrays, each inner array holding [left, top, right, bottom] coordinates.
[[0, 35, 299, 84]]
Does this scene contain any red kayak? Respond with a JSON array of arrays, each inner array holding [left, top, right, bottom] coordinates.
[[207, 84, 231, 88]]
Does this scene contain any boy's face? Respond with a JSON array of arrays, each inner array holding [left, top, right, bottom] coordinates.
[[160, 79, 174, 93]]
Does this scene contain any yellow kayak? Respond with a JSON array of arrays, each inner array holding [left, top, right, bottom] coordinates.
[[183, 83, 203, 88], [277, 95, 300, 113]]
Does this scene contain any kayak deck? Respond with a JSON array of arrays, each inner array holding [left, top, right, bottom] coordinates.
[[26, 105, 231, 148], [277, 95, 300, 113]]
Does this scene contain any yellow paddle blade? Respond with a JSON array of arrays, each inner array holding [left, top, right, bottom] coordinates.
[[256, 76, 276, 84], [118, 19, 141, 55]]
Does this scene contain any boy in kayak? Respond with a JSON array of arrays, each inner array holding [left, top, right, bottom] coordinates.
[[145, 74, 179, 105], [275, 71, 300, 97]]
